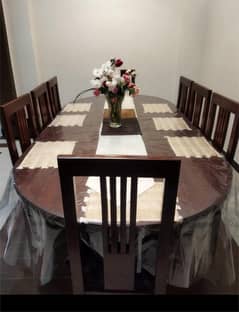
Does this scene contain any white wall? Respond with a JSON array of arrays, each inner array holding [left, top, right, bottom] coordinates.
[[2, 0, 39, 94], [198, 0, 239, 161], [3, 0, 208, 105], [199, 0, 239, 101]]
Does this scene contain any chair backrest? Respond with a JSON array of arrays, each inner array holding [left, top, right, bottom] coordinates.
[[206, 93, 239, 171], [0, 94, 37, 165], [31, 82, 53, 133], [57, 155, 181, 294], [187, 82, 212, 134], [46, 76, 61, 117], [120, 69, 136, 84], [176, 76, 193, 115]]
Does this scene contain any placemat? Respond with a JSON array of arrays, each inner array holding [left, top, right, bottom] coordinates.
[[143, 103, 173, 113], [165, 136, 222, 158], [62, 103, 92, 113], [101, 118, 142, 135], [153, 117, 191, 131], [48, 114, 86, 127], [17, 141, 76, 169]]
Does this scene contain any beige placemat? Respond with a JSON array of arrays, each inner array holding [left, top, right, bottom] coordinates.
[[17, 141, 76, 169], [165, 136, 222, 158], [62, 103, 91, 113], [143, 103, 173, 113], [79, 181, 182, 224], [48, 114, 86, 127], [153, 117, 191, 131]]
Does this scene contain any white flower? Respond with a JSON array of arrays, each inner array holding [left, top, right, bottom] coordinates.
[[90, 79, 102, 88], [93, 68, 103, 78]]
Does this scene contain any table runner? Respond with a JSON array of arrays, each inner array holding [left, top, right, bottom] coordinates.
[[83, 96, 183, 224]]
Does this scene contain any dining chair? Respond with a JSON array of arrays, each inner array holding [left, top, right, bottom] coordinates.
[[30, 82, 53, 133], [57, 155, 181, 294], [120, 69, 136, 83], [187, 82, 212, 134], [46, 76, 61, 117], [205, 93, 239, 171], [176, 76, 193, 115], [0, 93, 37, 165]]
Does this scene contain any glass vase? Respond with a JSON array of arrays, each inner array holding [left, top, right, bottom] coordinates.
[[105, 93, 125, 128]]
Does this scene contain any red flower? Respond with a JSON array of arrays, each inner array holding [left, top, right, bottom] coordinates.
[[122, 74, 130, 84], [94, 88, 100, 96], [115, 58, 123, 67]]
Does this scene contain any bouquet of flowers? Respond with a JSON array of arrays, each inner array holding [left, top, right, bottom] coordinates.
[[90, 58, 139, 97]]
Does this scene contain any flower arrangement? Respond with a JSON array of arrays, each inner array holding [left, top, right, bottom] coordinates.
[[90, 58, 139, 97]]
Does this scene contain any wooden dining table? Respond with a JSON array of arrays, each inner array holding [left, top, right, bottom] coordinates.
[[13, 94, 232, 223], [3, 93, 234, 288]]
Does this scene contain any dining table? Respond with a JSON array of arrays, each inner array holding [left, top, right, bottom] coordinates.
[[0, 93, 237, 288]]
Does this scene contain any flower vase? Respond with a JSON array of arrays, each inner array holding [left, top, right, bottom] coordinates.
[[105, 93, 125, 128]]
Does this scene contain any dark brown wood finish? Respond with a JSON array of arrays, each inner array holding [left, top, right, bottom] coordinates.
[[13, 95, 232, 223], [205, 93, 239, 171], [0, 0, 16, 105], [1, 94, 37, 164], [58, 156, 181, 294], [176, 76, 193, 115], [187, 82, 212, 134], [46, 76, 61, 117], [31, 83, 53, 133]]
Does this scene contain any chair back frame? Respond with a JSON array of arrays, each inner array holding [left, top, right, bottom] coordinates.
[[187, 82, 212, 134], [58, 155, 181, 294], [47, 76, 61, 117], [0, 94, 37, 164], [206, 93, 239, 170], [176, 76, 193, 115], [31, 83, 53, 133]]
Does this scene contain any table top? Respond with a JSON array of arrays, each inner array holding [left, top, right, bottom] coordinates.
[[13, 94, 232, 223]]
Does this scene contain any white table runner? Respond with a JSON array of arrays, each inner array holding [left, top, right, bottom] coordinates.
[[104, 94, 135, 110], [83, 96, 182, 223]]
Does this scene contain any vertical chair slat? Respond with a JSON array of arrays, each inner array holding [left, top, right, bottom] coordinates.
[[129, 177, 138, 252], [120, 177, 127, 254], [110, 176, 117, 253], [214, 108, 230, 151], [16, 109, 30, 151], [100, 176, 109, 254]]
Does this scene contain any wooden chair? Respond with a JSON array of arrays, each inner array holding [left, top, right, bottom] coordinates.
[[31, 82, 53, 133], [0, 94, 37, 165], [176, 76, 193, 115], [206, 93, 239, 171], [187, 82, 212, 134], [57, 155, 181, 294], [120, 69, 136, 84], [46, 76, 61, 117]]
